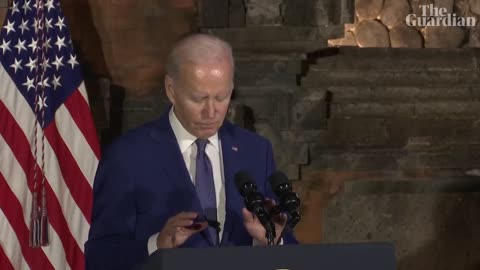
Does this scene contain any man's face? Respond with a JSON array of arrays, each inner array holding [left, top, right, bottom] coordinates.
[[166, 59, 234, 139]]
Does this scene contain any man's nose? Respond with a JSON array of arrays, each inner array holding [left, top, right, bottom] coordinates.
[[204, 99, 215, 118]]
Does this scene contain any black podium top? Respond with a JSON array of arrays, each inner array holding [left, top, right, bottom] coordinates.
[[135, 242, 396, 270]]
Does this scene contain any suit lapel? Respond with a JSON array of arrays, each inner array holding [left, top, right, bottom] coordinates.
[[219, 124, 242, 245]]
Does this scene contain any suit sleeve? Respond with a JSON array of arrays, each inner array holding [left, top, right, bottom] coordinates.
[[85, 152, 149, 270], [263, 140, 299, 245]]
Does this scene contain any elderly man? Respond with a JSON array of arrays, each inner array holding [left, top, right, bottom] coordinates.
[[85, 34, 297, 270]]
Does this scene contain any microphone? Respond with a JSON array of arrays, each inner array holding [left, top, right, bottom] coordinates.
[[234, 171, 276, 245], [268, 171, 301, 229]]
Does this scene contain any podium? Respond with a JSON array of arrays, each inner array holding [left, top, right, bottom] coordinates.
[[135, 242, 396, 270]]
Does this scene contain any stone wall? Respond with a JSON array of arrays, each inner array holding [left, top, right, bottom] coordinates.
[[199, 2, 480, 269], [295, 48, 480, 269], [330, 0, 480, 48]]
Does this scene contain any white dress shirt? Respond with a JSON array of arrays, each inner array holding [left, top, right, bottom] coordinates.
[[147, 108, 226, 253]]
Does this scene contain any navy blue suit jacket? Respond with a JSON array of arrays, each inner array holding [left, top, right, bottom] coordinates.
[[85, 111, 297, 270]]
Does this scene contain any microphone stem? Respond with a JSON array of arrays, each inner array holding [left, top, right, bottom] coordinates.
[[265, 222, 275, 246], [275, 225, 286, 245], [266, 231, 274, 246]]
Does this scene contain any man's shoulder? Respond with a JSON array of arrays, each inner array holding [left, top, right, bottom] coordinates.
[[103, 118, 164, 157]]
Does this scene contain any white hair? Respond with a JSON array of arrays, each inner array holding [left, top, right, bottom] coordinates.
[[165, 33, 234, 81]]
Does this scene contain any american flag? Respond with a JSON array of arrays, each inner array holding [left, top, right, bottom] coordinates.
[[0, 0, 100, 269]]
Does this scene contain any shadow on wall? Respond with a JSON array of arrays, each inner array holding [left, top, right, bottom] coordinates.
[[399, 190, 480, 270], [81, 0, 199, 137], [62, 0, 121, 149], [300, 174, 480, 270], [293, 170, 348, 243]]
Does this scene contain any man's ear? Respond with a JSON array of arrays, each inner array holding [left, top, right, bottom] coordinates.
[[165, 75, 175, 105]]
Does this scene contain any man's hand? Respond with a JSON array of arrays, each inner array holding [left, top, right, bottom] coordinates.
[[242, 199, 287, 245], [156, 212, 207, 249]]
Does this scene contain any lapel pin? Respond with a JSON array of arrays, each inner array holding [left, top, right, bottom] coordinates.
[[232, 146, 238, 152]]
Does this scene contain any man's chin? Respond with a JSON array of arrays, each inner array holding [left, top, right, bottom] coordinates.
[[195, 127, 218, 139]]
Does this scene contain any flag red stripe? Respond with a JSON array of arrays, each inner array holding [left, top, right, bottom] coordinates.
[[0, 173, 55, 270], [44, 121, 93, 221], [64, 90, 101, 159], [0, 101, 85, 270], [0, 246, 16, 270], [44, 183, 85, 270]]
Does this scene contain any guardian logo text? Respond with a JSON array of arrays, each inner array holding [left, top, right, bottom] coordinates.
[[406, 4, 477, 27]]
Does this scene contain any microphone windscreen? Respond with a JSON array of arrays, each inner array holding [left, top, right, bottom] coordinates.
[[268, 171, 289, 189], [234, 170, 253, 191]]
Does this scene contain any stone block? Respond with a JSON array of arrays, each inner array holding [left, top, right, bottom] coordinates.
[[291, 88, 328, 129], [355, 0, 384, 20], [306, 117, 480, 150], [322, 117, 390, 148], [352, 19, 391, 47], [424, 26, 466, 48], [325, 86, 474, 101], [245, 0, 283, 26], [302, 68, 478, 87], [228, 40, 331, 52], [235, 57, 302, 75], [389, 24, 423, 48], [235, 72, 298, 87], [379, 0, 412, 29], [280, 130, 328, 143], [406, 147, 480, 169], [468, 25, 480, 47], [330, 102, 415, 117], [122, 95, 166, 132], [323, 47, 414, 64], [202, 25, 346, 51], [312, 0, 335, 25], [253, 122, 306, 179], [233, 97, 276, 122], [201, 25, 344, 54], [283, 0, 317, 26], [285, 164, 301, 180], [454, 0, 471, 16], [328, 30, 358, 47], [314, 47, 478, 70], [414, 101, 480, 116], [205, 26, 343, 42], [338, 0, 356, 24], [290, 143, 310, 165], [229, 0, 246, 27], [234, 56, 301, 86], [386, 86, 436, 100], [233, 93, 292, 129], [322, 187, 480, 270], [384, 117, 478, 147], [435, 0, 454, 13], [470, 0, 480, 15], [227, 102, 256, 131], [198, 0, 229, 27], [233, 86, 296, 96], [307, 150, 402, 171], [292, 100, 328, 130]]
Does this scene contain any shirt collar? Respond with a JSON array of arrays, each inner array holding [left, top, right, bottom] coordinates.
[[169, 107, 219, 153]]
